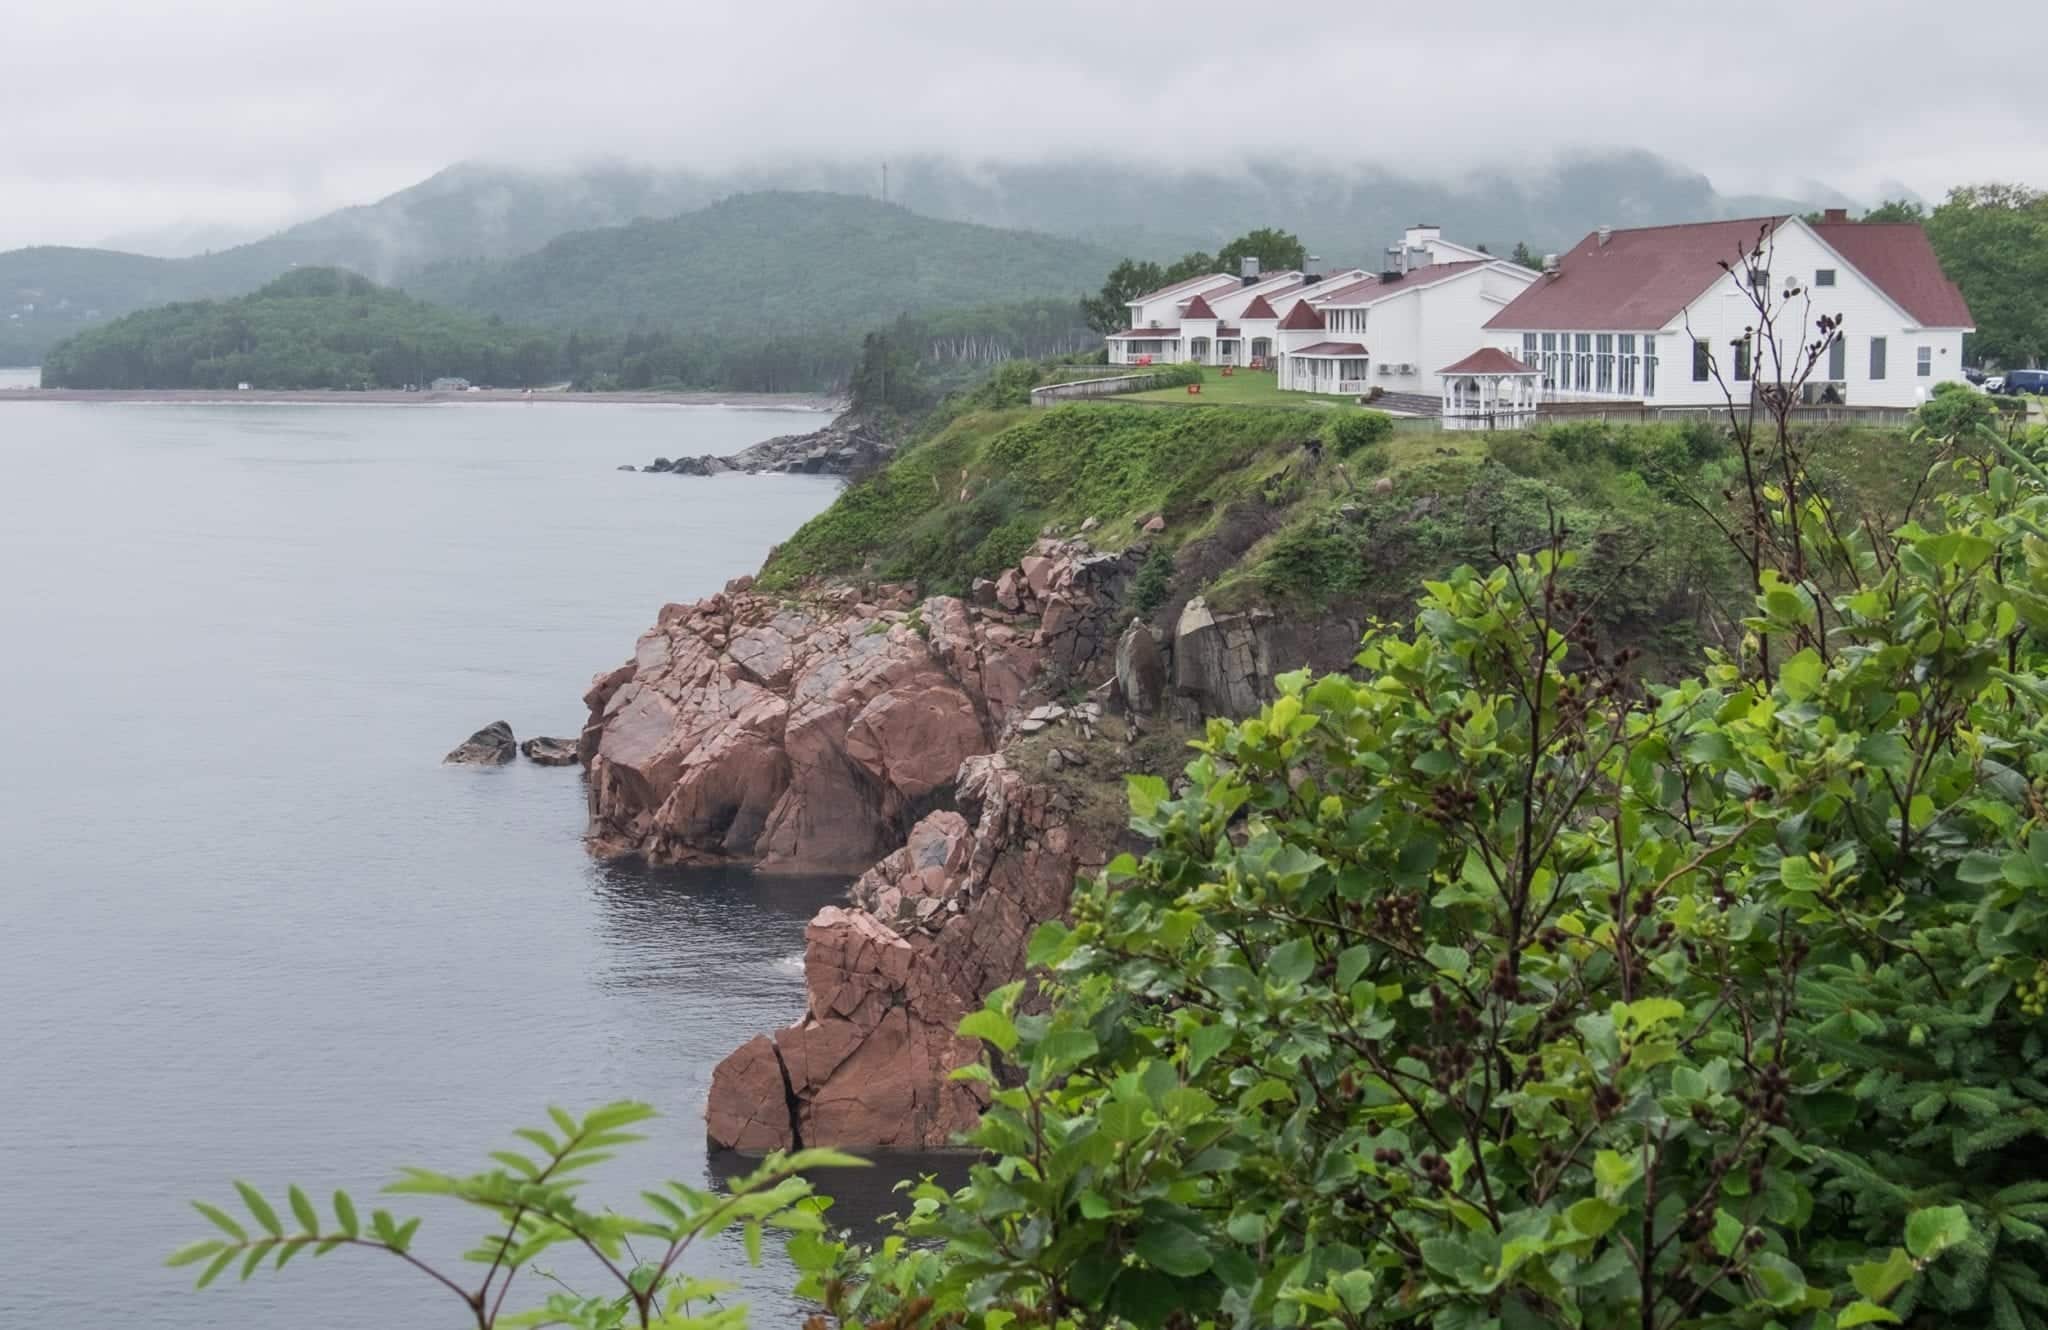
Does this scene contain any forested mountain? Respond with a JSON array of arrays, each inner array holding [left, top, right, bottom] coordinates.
[[38, 268, 560, 390], [2, 151, 1825, 363], [406, 192, 1114, 335]]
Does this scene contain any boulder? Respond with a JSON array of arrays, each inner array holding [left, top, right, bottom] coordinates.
[[444, 721, 516, 765], [1143, 514, 1167, 533], [1115, 618, 1167, 715], [1372, 475, 1396, 495], [520, 736, 580, 766], [994, 568, 1025, 612], [1173, 597, 1275, 718]]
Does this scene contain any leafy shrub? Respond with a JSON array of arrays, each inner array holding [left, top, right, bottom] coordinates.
[[1323, 410, 1394, 456], [1130, 546, 1174, 616], [805, 441, 2048, 1329], [1917, 380, 1998, 441]]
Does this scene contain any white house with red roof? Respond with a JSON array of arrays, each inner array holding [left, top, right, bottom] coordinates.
[[1482, 211, 1974, 410], [1105, 225, 1541, 401]]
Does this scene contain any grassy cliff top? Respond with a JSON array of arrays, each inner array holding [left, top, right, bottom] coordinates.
[[761, 375, 1936, 664]]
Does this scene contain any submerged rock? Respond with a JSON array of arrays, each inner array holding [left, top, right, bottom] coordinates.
[[444, 721, 516, 765], [520, 736, 580, 766]]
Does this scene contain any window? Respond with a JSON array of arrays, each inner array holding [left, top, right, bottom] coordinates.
[[1643, 337, 1658, 396], [1827, 335, 1845, 380], [1870, 336, 1887, 380], [1576, 334, 1592, 392], [1523, 333, 1538, 367], [1733, 338, 1752, 382], [1541, 333, 1557, 390], [1692, 338, 1712, 382], [1815, 269, 1836, 287], [1917, 345, 1932, 377], [1619, 334, 1637, 395], [1596, 333, 1614, 392]]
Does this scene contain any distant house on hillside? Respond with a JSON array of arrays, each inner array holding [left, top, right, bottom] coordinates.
[[1482, 211, 1973, 410], [429, 376, 470, 392], [1105, 226, 1541, 401]]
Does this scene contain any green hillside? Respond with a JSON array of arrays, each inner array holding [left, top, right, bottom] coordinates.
[[405, 191, 1115, 335], [38, 268, 558, 390]]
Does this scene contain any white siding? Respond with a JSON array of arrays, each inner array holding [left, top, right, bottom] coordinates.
[[1653, 222, 1968, 408], [1308, 263, 1540, 397]]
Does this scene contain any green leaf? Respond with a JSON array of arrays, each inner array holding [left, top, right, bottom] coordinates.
[[1850, 1248, 1917, 1303], [957, 1008, 1018, 1054], [166, 1239, 223, 1268], [1188, 1023, 1233, 1076], [235, 1182, 283, 1238], [743, 1220, 762, 1265], [1135, 1220, 1212, 1276], [1267, 939, 1315, 987], [1567, 1196, 1625, 1238], [195, 1247, 237, 1290], [333, 1191, 359, 1239], [1905, 1204, 1971, 1260], [1424, 943, 1471, 978], [193, 1201, 248, 1243], [1127, 774, 1169, 819], [287, 1185, 318, 1235], [1837, 1299, 1903, 1327], [1779, 647, 1825, 700]]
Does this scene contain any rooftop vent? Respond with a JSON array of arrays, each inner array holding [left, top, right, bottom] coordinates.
[[1542, 254, 1561, 278], [1597, 225, 1613, 247]]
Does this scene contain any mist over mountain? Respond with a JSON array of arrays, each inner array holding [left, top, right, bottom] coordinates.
[[3, 149, 1833, 364]]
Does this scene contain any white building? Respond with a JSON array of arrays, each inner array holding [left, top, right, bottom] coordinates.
[[1105, 226, 1541, 401], [1482, 212, 1974, 410]]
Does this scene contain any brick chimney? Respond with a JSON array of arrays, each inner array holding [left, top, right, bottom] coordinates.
[[1823, 207, 1849, 223]]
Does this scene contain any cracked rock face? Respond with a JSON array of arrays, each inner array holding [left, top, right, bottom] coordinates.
[[704, 754, 1104, 1151]]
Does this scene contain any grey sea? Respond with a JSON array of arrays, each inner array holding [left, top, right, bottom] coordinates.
[[0, 399, 945, 1328]]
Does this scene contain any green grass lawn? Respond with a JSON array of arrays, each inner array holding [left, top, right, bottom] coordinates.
[[1119, 366, 1360, 409]]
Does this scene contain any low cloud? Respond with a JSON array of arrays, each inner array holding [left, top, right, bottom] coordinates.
[[2, 0, 2038, 249]]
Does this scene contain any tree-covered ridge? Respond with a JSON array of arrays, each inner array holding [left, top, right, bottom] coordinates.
[[404, 191, 1116, 337], [38, 268, 561, 390]]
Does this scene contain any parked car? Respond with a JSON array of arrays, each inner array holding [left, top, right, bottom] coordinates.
[[1964, 366, 1988, 385], [1999, 369, 2048, 396], [1985, 375, 2005, 394]]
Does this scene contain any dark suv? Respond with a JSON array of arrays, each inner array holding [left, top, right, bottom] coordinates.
[[2001, 369, 2048, 395]]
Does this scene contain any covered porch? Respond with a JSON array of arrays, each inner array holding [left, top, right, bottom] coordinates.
[[1279, 342, 1370, 395], [1107, 332, 1184, 366], [1439, 348, 1541, 430]]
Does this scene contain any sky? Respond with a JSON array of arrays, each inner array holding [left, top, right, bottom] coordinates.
[[1, 0, 2039, 253]]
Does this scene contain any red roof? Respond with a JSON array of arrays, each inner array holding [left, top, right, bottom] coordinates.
[[1181, 293, 1220, 320], [1278, 300, 1326, 331], [1810, 222, 1973, 327], [1240, 294, 1279, 320], [1319, 261, 1488, 306], [1106, 328, 1180, 339], [1291, 341, 1369, 356], [1440, 348, 1538, 376], [1485, 218, 1783, 331], [1308, 274, 1382, 304], [1127, 272, 1230, 306]]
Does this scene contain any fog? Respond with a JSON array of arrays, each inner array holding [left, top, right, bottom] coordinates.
[[1, 0, 2037, 251]]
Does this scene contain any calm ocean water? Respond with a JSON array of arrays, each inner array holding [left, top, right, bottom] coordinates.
[[0, 401, 946, 1328]]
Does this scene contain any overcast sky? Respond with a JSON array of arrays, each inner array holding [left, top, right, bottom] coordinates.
[[2, 0, 2038, 252]]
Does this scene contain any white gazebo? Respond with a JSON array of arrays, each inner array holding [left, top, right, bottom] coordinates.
[[1439, 348, 1540, 429]]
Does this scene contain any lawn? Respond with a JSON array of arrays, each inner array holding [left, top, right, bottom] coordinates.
[[1118, 365, 1360, 410]]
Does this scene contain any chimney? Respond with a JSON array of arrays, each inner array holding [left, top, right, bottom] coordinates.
[[1822, 207, 1849, 224], [1240, 255, 1262, 283], [1304, 254, 1321, 280], [1542, 253, 1561, 279], [1597, 225, 1613, 247]]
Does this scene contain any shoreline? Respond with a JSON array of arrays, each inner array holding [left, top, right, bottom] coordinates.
[[0, 386, 843, 411]]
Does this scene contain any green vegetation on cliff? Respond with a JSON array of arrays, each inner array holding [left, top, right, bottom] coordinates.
[[39, 268, 560, 390]]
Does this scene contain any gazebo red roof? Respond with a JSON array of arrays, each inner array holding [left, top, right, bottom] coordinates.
[[1291, 341, 1369, 356], [1439, 348, 1539, 376]]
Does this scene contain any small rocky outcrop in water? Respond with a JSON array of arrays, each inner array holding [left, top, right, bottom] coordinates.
[[633, 417, 893, 478], [444, 721, 516, 765], [520, 736, 580, 766]]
